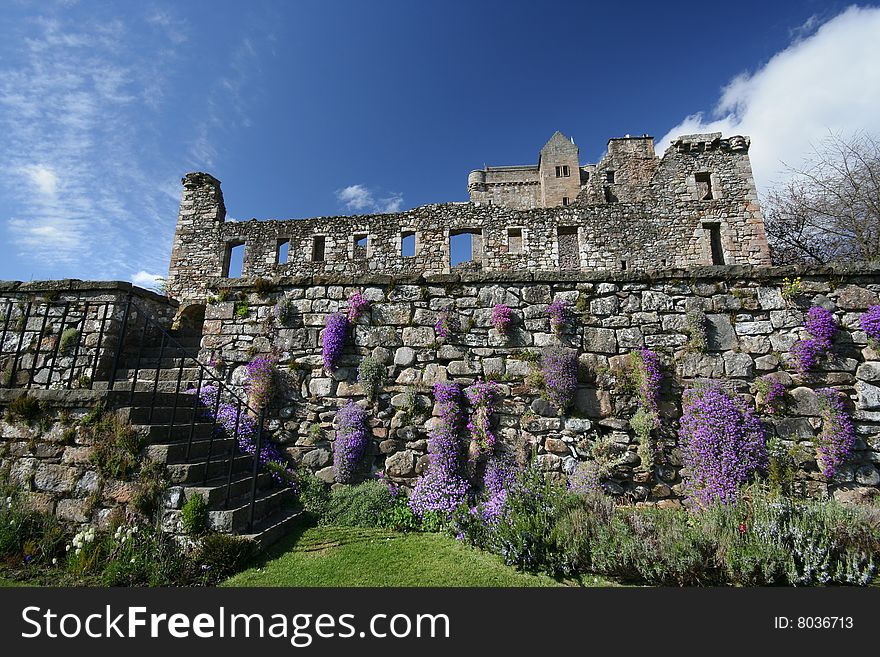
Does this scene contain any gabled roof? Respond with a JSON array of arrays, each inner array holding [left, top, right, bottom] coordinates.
[[540, 130, 577, 153]]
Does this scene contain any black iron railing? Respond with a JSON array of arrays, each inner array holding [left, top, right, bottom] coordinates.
[[0, 293, 269, 532]]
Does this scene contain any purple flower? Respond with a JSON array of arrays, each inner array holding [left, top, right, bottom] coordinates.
[[546, 299, 568, 335], [791, 306, 837, 376], [321, 312, 349, 371], [679, 382, 766, 506], [631, 348, 662, 414], [333, 400, 369, 483], [491, 304, 513, 334], [409, 382, 469, 517], [465, 380, 499, 462], [245, 354, 277, 411], [816, 388, 855, 479], [568, 462, 602, 495], [541, 347, 577, 411], [191, 385, 295, 487], [434, 310, 459, 340], [346, 291, 370, 324], [757, 374, 785, 414], [859, 305, 880, 343]]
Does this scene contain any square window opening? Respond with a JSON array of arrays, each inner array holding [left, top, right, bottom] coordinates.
[[695, 172, 714, 200], [223, 241, 245, 278], [353, 234, 368, 260], [401, 231, 416, 257], [705, 223, 725, 265], [276, 239, 290, 265], [605, 170, 615, 183], [507, 228, 523, 254], [312, 236, 326, 262]]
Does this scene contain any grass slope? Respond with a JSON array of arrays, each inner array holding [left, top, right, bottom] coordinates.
[[224, 522, 605, 587]]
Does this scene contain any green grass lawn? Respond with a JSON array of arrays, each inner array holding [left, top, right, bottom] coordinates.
[[224, 522, 613, 587]]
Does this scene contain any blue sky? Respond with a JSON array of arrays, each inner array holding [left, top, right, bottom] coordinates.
[[2, 1, 880, 286]]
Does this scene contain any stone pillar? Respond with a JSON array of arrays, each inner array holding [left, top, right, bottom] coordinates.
[[167, 172, 226, 307]]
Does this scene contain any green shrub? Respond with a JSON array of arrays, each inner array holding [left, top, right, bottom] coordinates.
[[181, 493, 209, 536], [101, 523, 196, 586], [87, 409, 147, 480], [234, 301, 250, 318], [194, 533, 253, 581], [297, 467, 330, 519], [5, 394, 42, 425], [378, 495, 421, 532], [702, 488, 879, 586], [58, 327, 80, 354], [0, 497, 67, 565], [322, 481, 392, 528], [357, 356, 384, 401]]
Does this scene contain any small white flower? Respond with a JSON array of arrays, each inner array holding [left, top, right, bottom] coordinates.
[[131, 526, 138, 534], [65, 544, 71, 552], [52, 558, 58, 566], [130, 558, 135, 563], [75, 548, 81, 556]]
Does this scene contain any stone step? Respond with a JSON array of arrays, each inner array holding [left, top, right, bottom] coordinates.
[[144, 436, 237, 463], [114, 366, 203, 383], [132, 421, 216, 443], [165, 453, 254, 485], [243, 508, 304, 551], [182, 471, 276, 509], [208, 485, 297, 534]]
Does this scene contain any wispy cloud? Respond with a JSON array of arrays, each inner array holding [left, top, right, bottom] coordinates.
[[656, 6, 880, 193], [0, 8, 189, 282], [336, 184, 404, 214]]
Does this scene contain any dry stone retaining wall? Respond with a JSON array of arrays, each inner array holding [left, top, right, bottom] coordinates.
[[199, 265, 880, 505]]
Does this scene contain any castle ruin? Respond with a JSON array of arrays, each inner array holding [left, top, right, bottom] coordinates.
[[168, 132, 771, 306]]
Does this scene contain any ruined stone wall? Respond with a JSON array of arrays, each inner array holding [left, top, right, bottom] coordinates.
[[166, 161, 772, 307], [0, 281, 177, 390], [197, 266, 880, 506]]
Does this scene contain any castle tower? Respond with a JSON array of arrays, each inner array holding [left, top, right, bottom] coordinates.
[[167, 172, 226, 307], [538, 131, 580, 207]]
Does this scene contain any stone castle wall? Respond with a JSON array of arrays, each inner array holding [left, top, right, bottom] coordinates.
[[166, 134, 772, 308], [197, 266, 880, 506]]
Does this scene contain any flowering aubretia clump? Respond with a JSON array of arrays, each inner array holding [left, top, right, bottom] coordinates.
[[541, 347, 578, 411], [859, 305, 880, 344], [195, 385, 293, 486], [546, 299, 568, 335], [346, 291, 370, 323], [756, 374, 786, 414], [630, 348, 662, 414], [491, 304, 513, 335], [321, 312, 349, 371], [679, 382, 767, 507], [409, 382, 469, 517], [333, 400, 370, 484], [791, 306, 837, 377], [244, 354, 277, 411], [476, 451, 518, 525], [568, 462, 602, 495], [434, 310, 458, 340], [815, 388, 856, 479], [465, 379, 499, 462]]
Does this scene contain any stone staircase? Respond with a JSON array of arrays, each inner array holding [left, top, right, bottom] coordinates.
[[104, 332, 301, 549]]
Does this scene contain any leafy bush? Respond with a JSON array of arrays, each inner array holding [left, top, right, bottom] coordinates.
[[253, 277, 275, 298], [321, 481, 392, 528], [101, 523, 197, 586], [357, 356, 384, 401], [87, 409, 146, 480], [58, 328, 80, 354], [181, 493, 209, 536], [5, 394, 42, 425], [194, 533, 254, 581], [0, 496, 66, 565], [377, 496, 421, 532], [702, 488, 878, 586], [297, 467, 330, 519]]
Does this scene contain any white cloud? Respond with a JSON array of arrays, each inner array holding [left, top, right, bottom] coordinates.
[[655, 6, 880, 193], [335, 184, 404, 214], [18, 164, 59, 196], [132, 270, 165, 290]]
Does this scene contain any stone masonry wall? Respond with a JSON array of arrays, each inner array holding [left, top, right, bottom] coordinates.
[[197, 266, 880, 506], [0, 280, 177, 390], [166, 132, 771, 308]]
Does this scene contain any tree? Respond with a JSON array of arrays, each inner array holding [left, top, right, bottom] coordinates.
[[764, 132, 880, 265]]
